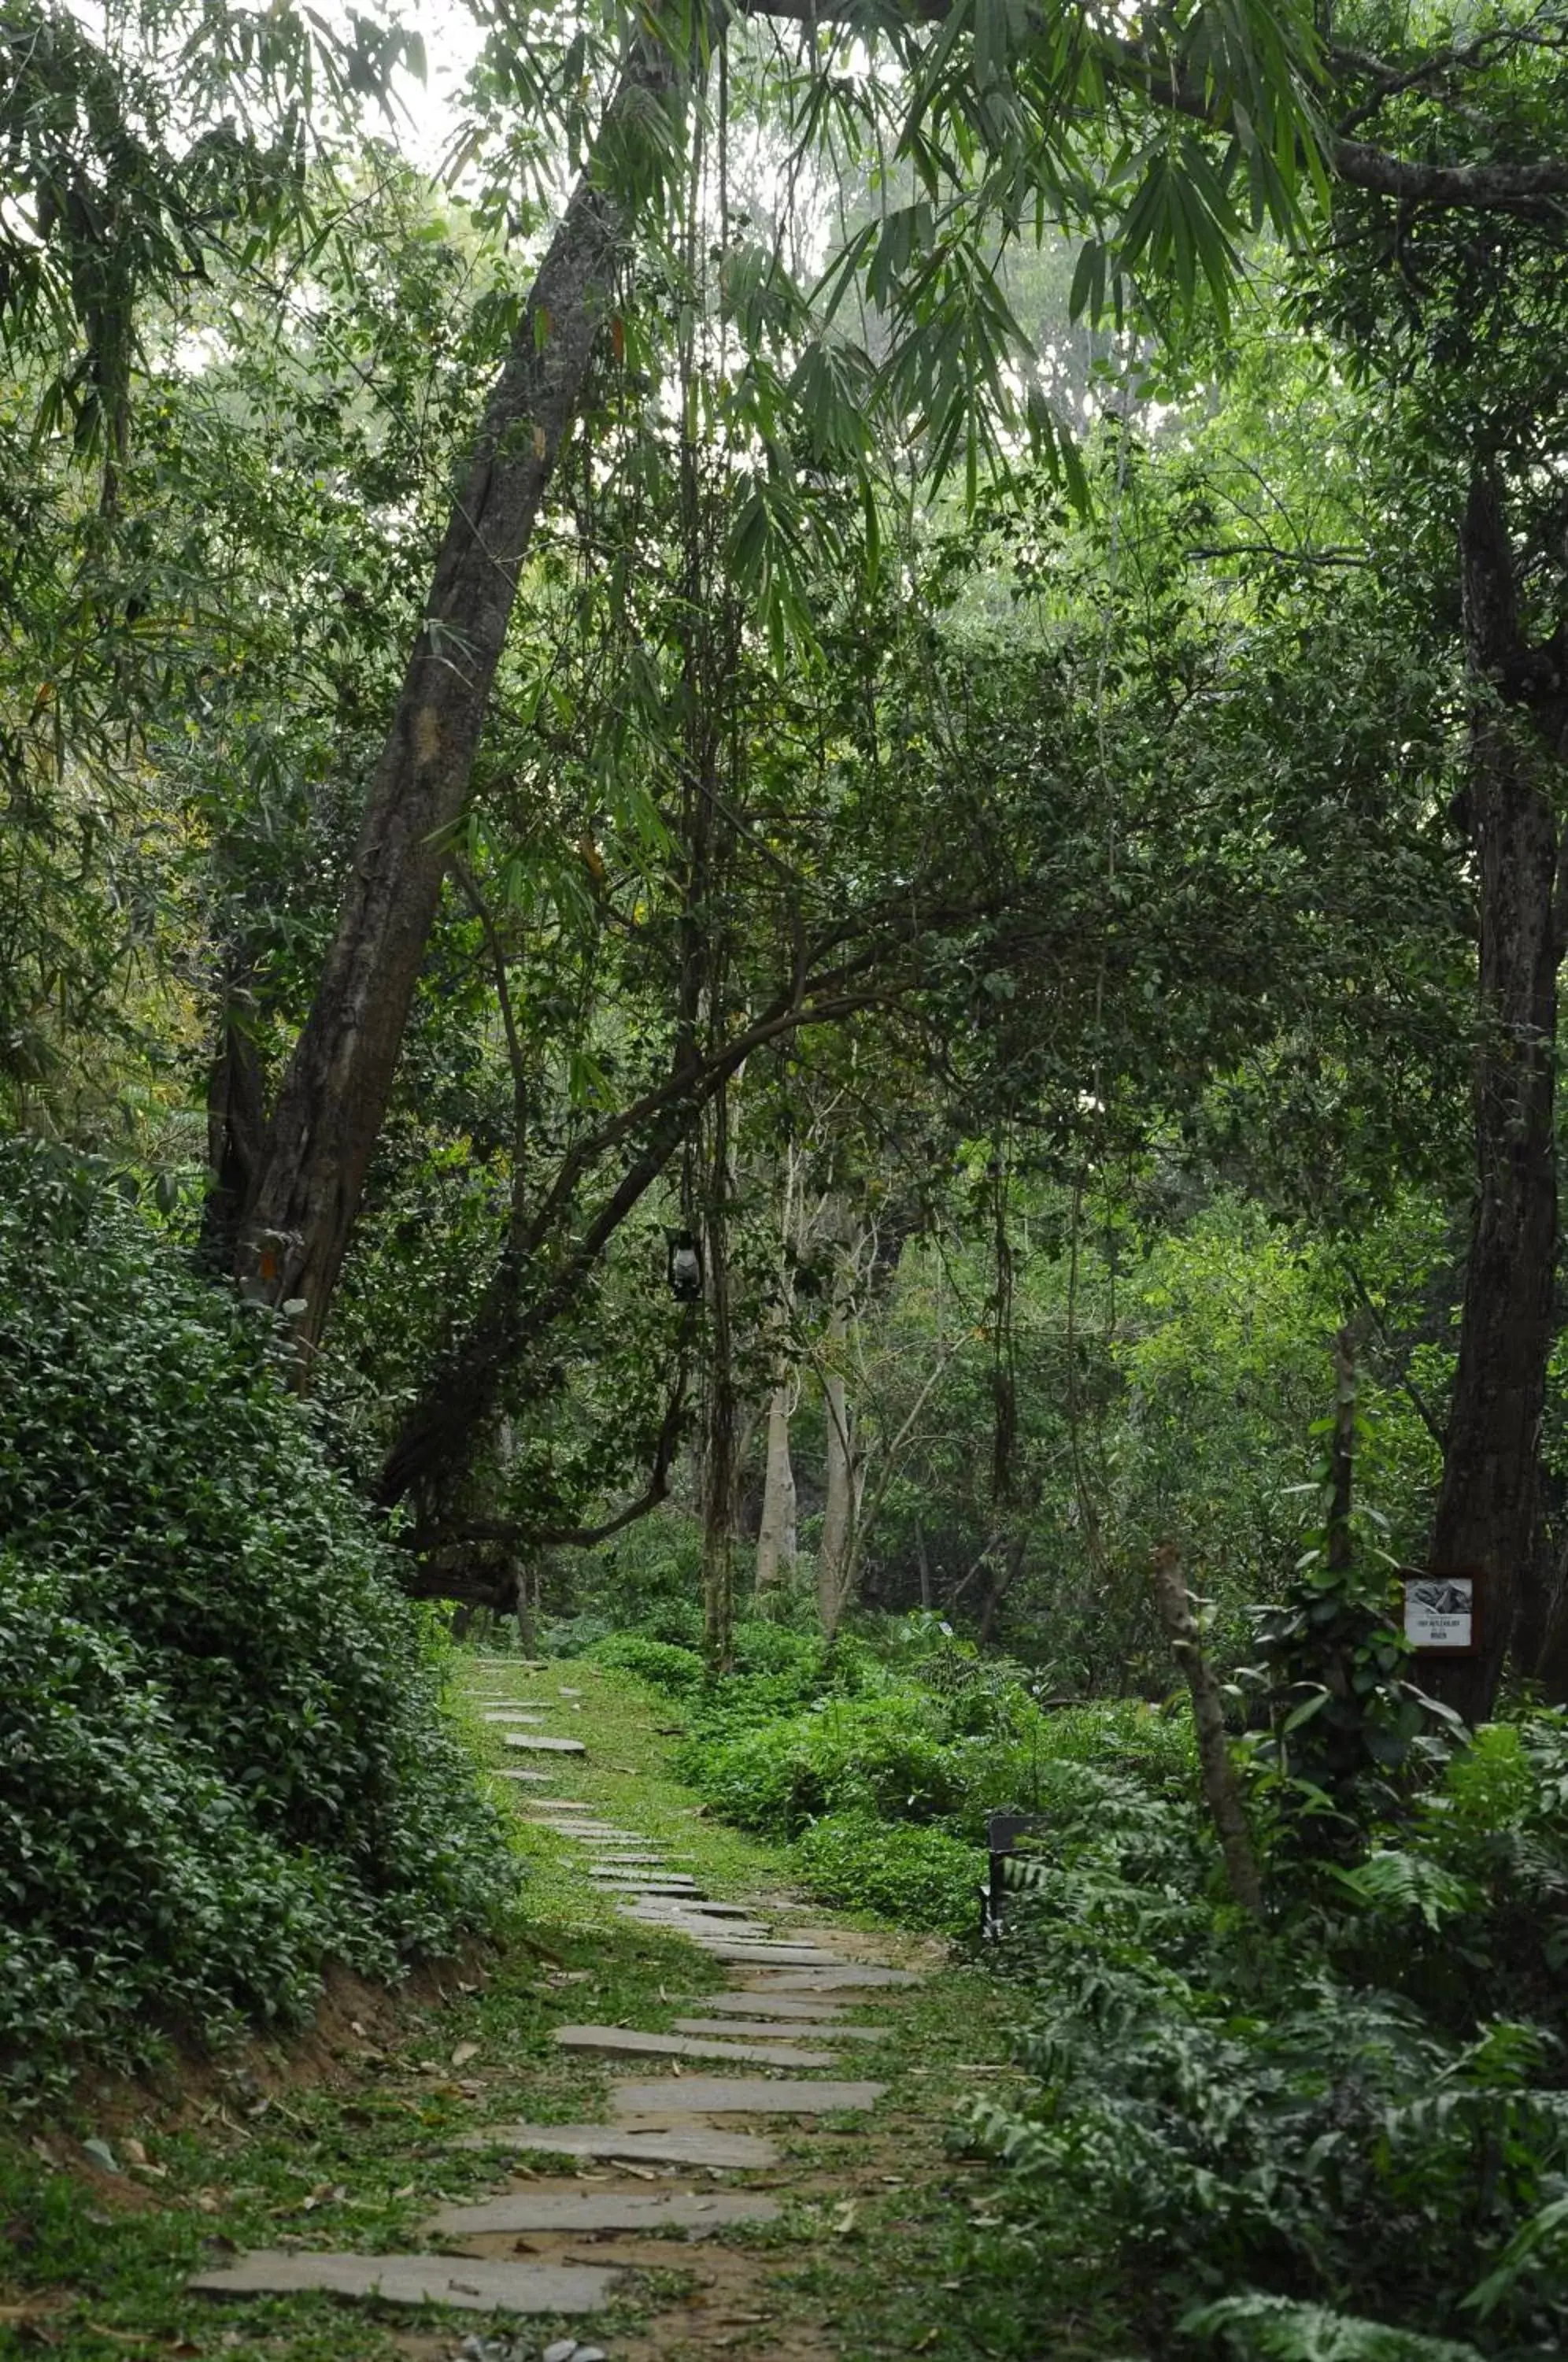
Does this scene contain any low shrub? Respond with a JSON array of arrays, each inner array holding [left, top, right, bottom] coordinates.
[[793, 1812, 983, 1934], [0, 1142, 513, 2097], [966, 1710, 1568, 2356], [586, 1635, 706, 1694], [679, 1690, 972, 1838]]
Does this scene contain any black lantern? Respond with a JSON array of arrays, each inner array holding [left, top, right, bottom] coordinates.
[[667, 1228, 704, 1301]]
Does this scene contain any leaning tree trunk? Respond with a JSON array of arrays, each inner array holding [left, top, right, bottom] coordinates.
[[1426, 467, 1561, 1723], [238, 30, 682, 1347]]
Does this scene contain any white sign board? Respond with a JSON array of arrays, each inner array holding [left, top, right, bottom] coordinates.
[[1404, 1575, 1475, 1653]]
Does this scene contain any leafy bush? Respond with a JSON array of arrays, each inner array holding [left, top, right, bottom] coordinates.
[[967, 1717, 1568, 2356], [792, 1812, 983, 1934], [1322, 1716, 1568, 2030], [586, 1635, 705, 1694], [679, 1690, 972, 1837], [0, 1143, 513, 2096]]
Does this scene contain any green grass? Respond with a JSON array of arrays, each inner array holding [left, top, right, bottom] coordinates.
[[0, 1651, 1140, 2361]]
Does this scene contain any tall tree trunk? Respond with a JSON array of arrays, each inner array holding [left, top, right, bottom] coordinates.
[[754, 1381, 797, 1594], [200, 982, 264, 1271], [702, 1079, 738, 1670], [1426, 466, 1562, 1723], [239, 31, 682, 1346], [755, 1146, 801, 1597], [817, 1238, 865, 1641]]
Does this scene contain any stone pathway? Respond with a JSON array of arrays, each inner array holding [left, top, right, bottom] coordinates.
[[189, 1690, 929, 2353]]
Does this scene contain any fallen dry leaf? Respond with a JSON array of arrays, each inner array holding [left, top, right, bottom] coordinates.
[[450, 2042, 479, 2068]]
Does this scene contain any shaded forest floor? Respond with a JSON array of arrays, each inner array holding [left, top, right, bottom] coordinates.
[[0, 1655, 1137, 2362]]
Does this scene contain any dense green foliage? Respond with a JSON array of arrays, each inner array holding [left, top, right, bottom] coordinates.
[[568, 1572, 1193, 1931], [968, 1701, 1568, 2360], [572, 1552, 1568, 2353], [0, 1145, 514, 2097], [8, 5, 1568, 2357]]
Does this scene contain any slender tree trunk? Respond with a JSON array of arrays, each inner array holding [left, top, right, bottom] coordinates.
[[978, 1531, 1026, 1648], [200, 982, 265, 1270], [754, 1382, 797, 1594], [1152, 1541, 1264, 1920], [817, 1240, 865, 1641], [239, 31, 682, 1347], [701, 1075, 739, 1670], [1426, 468, 1561, 1723], [755, 1146, 801, 1598]]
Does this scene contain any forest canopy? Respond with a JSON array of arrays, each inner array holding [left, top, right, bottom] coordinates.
[[6, 0, 1565, 1708]]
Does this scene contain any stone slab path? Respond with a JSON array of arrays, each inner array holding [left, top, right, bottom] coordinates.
[[190, 1680, 932, 2354], [423, 2190, 781, 2237], [683, 1992, 849, 2020], [553, 2024, 840, 2068], [190, 2253, 621, 2312], [743, 1965, 919, 1990], [673, 2017, 885, 2043], [609, 2076, 886, 2117], [452, 2123, 782, 2168], [693, 1942, 845, 1965]]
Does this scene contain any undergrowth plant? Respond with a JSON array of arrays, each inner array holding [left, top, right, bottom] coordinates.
[[0, 1142, 514, 2101]]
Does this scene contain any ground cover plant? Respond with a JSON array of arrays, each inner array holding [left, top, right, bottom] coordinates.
[[0, 1143, 514, 2098], [575, 1539, 1568, 2356], [0, 1657, 1051, 2362]]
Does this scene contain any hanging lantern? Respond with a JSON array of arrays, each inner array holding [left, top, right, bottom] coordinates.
[[667, 1228, 704, 1301]]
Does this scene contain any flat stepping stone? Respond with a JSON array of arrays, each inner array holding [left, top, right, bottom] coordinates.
[[675, 2018, 886, 2044], [530, 1827, 631, 1842], [692, 1943, 844, 1964], [619, 1911, 771, 1939], [425, 2190, 779, 2237], [483, 1710, 545, 1723], [529, 1821, 628, 1835], [590, 1875, 703, 1893], [619, 1896, 750, 1916], [453, 2123, 779, 2168], [626, 1931, 774, 1949], [189, 2253, 619, 2313], [684, 1992, 849, 2020], [553, 2025, 838, 2068], [505, 1734, 586, 1754], [744, 1966, 919, 1990], [611, 2076, 885, 2116], [527, 1798, 594, 1811], [496, 1769, 553, 1785]]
